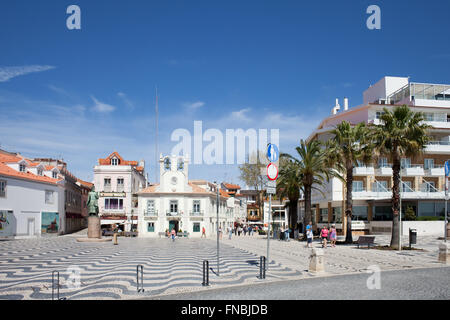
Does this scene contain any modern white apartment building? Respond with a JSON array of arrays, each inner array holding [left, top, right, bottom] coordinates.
[[308, 76, 450, 236], [93, 152, 147, 232], [137, 155, 235, 238]]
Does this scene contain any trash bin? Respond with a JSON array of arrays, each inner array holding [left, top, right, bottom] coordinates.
[[409, 228, 417, 246]]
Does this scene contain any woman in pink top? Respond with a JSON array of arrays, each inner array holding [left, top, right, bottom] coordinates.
[[330, 225, 337, 247], [320, 227, 329, 248]]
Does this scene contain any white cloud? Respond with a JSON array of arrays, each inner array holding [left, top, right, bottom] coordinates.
[[0, 65, 55, 82], [118, 92, 135, 109], [183, 101, 205, 109], [91, 96, 116, 113], [230, 108, 251, 121]]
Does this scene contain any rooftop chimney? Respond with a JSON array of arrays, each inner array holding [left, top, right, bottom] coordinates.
[[344, 97, 349, 111]]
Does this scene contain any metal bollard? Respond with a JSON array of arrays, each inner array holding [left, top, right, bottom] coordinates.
[[257, 256, 266, 279], [52, 271, 66, 300], [202, 260, 209, 286], [136, 265, 145, 292]]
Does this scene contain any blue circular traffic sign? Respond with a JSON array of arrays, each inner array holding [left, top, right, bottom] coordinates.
[[267, 144, 279, 163], [445, 161, 450, 177]]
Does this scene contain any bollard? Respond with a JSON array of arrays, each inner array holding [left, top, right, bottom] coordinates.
[[202, 260, 209, 286], [308, 248, 325, 274], [136, 265, 145, 292], [438, 243, 449, 264], [113, 233, 118, 245], [51, 271, 66, 300], [257, 256, 266, 279]]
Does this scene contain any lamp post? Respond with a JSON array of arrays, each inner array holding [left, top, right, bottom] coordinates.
[[215, 182, 220, 276]]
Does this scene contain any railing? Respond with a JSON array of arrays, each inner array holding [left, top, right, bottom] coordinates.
[[189, 210, 204, 216], [166, 210, 181, 216], [427, 141, 450, 146], [144, 210, 158, 216]]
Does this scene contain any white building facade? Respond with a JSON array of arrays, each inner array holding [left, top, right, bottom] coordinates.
[[138, 155, 234, 238], [0, 152, 64, 238], [93, 152, 147, 232], [308, 76, 450, 236]]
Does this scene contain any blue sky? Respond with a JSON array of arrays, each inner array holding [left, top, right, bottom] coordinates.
[[1, 0, 450, 185]]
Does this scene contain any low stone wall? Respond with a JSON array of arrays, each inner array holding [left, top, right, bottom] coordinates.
[[369, 221, 445, 236]]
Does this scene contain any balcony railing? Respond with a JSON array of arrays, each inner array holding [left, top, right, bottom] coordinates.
[[144, 210, 158, 216], [189, 210, 204, 216], [166, 210, 181, 217]]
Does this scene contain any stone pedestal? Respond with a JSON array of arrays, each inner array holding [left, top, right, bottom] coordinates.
[[309, 248, 325, 273], [438, 243, 449, 264], [88, 216, 101, 239]]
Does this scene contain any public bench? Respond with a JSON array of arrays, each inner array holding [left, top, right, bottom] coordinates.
[[124, 231, 138, 237], [357, 236, 375, 249], [102, 230, 115, 236]]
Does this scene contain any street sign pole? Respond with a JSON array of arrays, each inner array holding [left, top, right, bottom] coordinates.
[[267, 193, 271, 271]]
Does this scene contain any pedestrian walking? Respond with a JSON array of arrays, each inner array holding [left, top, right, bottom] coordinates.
[[201, 226, 206, 238], [238, 226, 242, 236], [219, 226, 223, 240], [243, 225, 247, 236], [171, 228, 176, 242], [228, 226, 232, 240], [285, 226, 290, 242], [248, 225, 252, 236], [320, 226, 329, 248], [330, 224, 337, 247], [306, 227, 313, 248]]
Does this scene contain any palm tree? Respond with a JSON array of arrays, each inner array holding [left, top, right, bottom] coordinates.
[[327, 121, 373, 244], [372, 105, 430, 249], [280, 139, 330, 231], [277, 156, 301, 236]]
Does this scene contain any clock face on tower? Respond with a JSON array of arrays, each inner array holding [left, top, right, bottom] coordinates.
[[171, 176, 178, 185]]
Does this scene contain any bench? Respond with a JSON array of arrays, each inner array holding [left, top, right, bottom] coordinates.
[[102, 230, 115, 236], [357, 236, 375, 249], [124, 231, 138, 237]]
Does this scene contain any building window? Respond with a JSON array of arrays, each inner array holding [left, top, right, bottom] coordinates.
[[0, 180, 6, 197], [352, 181, 364, 192], [319, 208, 328, 223], [402, 181, 413, 192], [193, 200, 200, 213], [38, 169, 43, 176], [52, 171, 58, 179], [147, 222, 155, 232], [193, 223, 200, 233], [178, 159, 184, 171], [170, 200, 178, 213], [375, 111, 385, 119], [401, 158, 411, 169], [378, 157, 388, 168], [332, 207, 342, 223], [372, 181, 389, 192], [104, 178, 111, 190], [146, 200, 155, 215], [45, 190, 54, 204], [424, 159, 434, 170], [164, 158, 171, 170], [105, 198, 123, 210], [111, 158, 119, 166], [352, 206, 368, 221], [373, 206, 392, 221], [19, 164, 26, 172]]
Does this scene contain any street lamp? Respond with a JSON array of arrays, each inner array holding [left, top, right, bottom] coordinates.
[[215, 181, 220, 276]]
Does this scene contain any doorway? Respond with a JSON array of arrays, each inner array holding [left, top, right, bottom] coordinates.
[[169, 220, 179, 233], [27, 218, 35, 236]]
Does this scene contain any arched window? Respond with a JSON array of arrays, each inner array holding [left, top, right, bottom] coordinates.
[[164, 157, 171, 170], [177, 159, 184, 171]]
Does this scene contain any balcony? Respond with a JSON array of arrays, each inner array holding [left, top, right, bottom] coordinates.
[[425, 141, 450, 154], [144, 210, 158, 217], [189, 210, 204, 216], [426, 165, 445, 176], [166, 210, 181, 217], [353, 166, 375, 176], [401, 164, 424, 176], [375, 164, 392, 176]]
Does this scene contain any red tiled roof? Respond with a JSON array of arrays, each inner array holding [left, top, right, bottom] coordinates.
[[223, 183, 241, 190], [0, 154, 23, 163], [77, 178, 94, 189], [0, 162, 60, 185], [98, 151, 139, 166]]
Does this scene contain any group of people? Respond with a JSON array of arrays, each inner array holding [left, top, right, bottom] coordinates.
[[200, 225, 255, 240], [279, 226, 291, 241], [305, 223, 337, 248]]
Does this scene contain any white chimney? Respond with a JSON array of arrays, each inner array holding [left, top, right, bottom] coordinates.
[[332, 98, 340, 115], [344, 97, 349, 111]]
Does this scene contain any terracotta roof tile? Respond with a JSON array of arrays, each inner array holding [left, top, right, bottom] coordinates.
[[0, 162, 60, 185], [223, 183, 241, 190]]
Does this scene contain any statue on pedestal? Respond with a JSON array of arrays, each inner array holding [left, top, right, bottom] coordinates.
[[86, 186, 101, 238], [86, 186, 99, 216]]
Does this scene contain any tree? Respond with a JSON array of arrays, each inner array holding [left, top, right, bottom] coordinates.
[[372, 105, 430, 249], [277, 156, 301, 236], [281, 139, 330, 231], [238, 151, 267, 221], [327, 121, 373, 243]]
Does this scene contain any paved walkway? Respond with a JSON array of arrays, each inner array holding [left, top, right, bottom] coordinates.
[[0, 232, 447, 300], [223, 233, 448, 276]]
